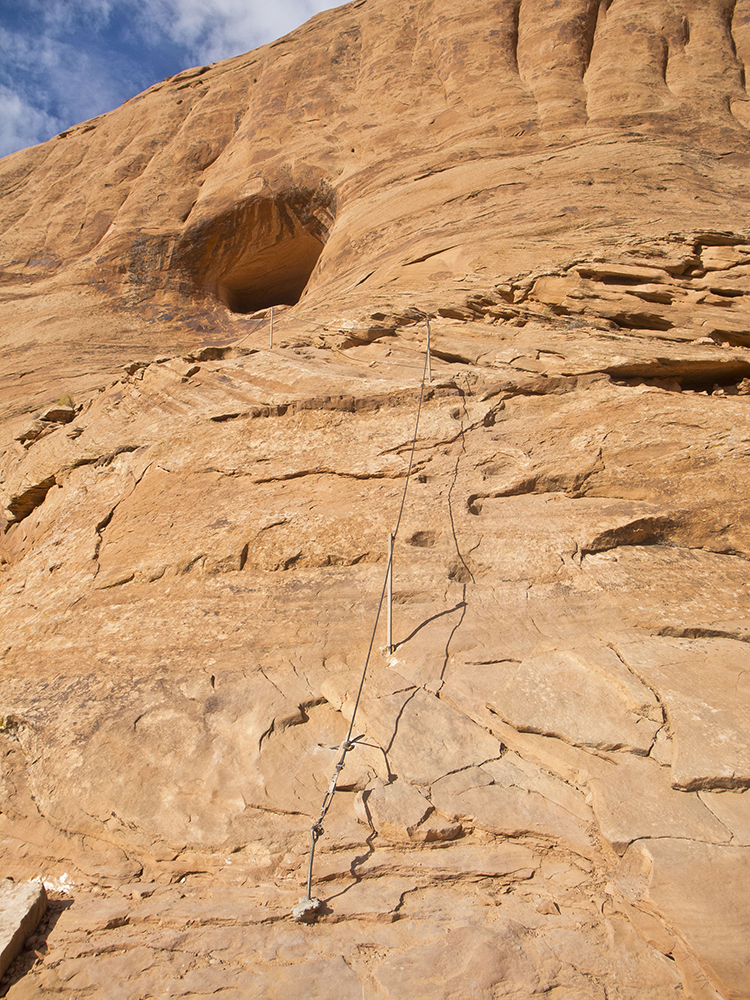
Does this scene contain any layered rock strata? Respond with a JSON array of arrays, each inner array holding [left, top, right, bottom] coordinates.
[[1, 1, 750, 998]]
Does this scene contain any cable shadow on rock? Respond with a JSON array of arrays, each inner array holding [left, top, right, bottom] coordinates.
[[395, 602, 467, 648], [322, 823, 379, 908], [447, 382, 477, 587], [440, 584, 468, 683], [440, 383, 475, 683]]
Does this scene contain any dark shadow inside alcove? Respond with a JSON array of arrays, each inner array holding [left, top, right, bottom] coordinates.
[[175, 183, 336, 315], [216, 225, 325, 313]]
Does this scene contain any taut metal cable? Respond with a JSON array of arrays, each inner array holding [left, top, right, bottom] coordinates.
[[234, 306, 428, 345], [292, 336, 431, 923]]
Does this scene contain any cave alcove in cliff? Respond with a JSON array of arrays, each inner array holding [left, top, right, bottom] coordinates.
[[177, 185, 335, 314]]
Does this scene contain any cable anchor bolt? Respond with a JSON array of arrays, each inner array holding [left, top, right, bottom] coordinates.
[[292, 895, 322, 923]]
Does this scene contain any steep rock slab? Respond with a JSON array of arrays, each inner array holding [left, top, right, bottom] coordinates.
[[1, 0, 750, 997], [449, 641, 662, 752]]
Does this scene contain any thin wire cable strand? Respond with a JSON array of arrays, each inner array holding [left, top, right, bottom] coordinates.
[[343, 347, 429, 745], [236, 307, 430, 340], [302, 344, 430, 903]]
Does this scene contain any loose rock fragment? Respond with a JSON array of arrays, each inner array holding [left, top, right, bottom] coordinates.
[[0, 880, 47, 978]]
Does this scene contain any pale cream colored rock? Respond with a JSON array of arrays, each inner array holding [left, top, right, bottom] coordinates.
[[458, 642, 661, 753], [485, 752, 593, 824], [374, 923, 557, 1000], [345, 688, 502, 787], [431, 757, 595, 856], [699, 789, 750, 845], [649, 728, 674, 768], [442, 665, 617, 785], [0, 863, 704, 1000], [700, 246, 750, 271], [607, 893, 680, 965], [363, 780, 433, 842], [543, 914, 684, 997], [588, 755, 731, 855], [54, 946, 161, 998], [0, 880, 47, 978], [407, 813, 464, 843], [319, 664, 415, 718], [618, 839, 750, 1000], [57, 898, 129, 934], [349, 841, 538, 880], [608, 636, 750, 790], [317, 877, 419, 920]]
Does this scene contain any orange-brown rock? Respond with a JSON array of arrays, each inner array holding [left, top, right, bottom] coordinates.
[[1, 1, 750, 998]]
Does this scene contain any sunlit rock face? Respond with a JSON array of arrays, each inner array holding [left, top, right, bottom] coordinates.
[[1, 2, 750, 998]]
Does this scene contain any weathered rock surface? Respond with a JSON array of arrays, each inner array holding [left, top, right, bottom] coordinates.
[[0, 881, 46, 979], [1, 0, 750, 997]]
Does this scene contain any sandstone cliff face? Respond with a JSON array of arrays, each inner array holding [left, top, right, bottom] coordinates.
[[1, 1, 750, 998]]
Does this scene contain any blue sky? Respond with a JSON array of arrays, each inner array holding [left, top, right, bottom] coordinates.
[[0, 0, 339, 158]]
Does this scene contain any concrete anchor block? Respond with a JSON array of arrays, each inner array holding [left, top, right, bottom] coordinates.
[[0, 880, 48, 979]]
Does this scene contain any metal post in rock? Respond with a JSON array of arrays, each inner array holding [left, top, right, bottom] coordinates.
[[270, 306, 274, 348], [386, 532, 394, 655], [426, 317, 432, 383]]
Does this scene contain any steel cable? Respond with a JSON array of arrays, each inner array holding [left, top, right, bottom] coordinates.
[[296, 340, 431, 917]]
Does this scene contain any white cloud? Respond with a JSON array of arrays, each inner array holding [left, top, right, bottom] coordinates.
[[23, 0, 116, 30], [137, 0, 339, 64], [0, 19, 134, 157], [0, 0, 342, 157], [0, 84, 63, 155]]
